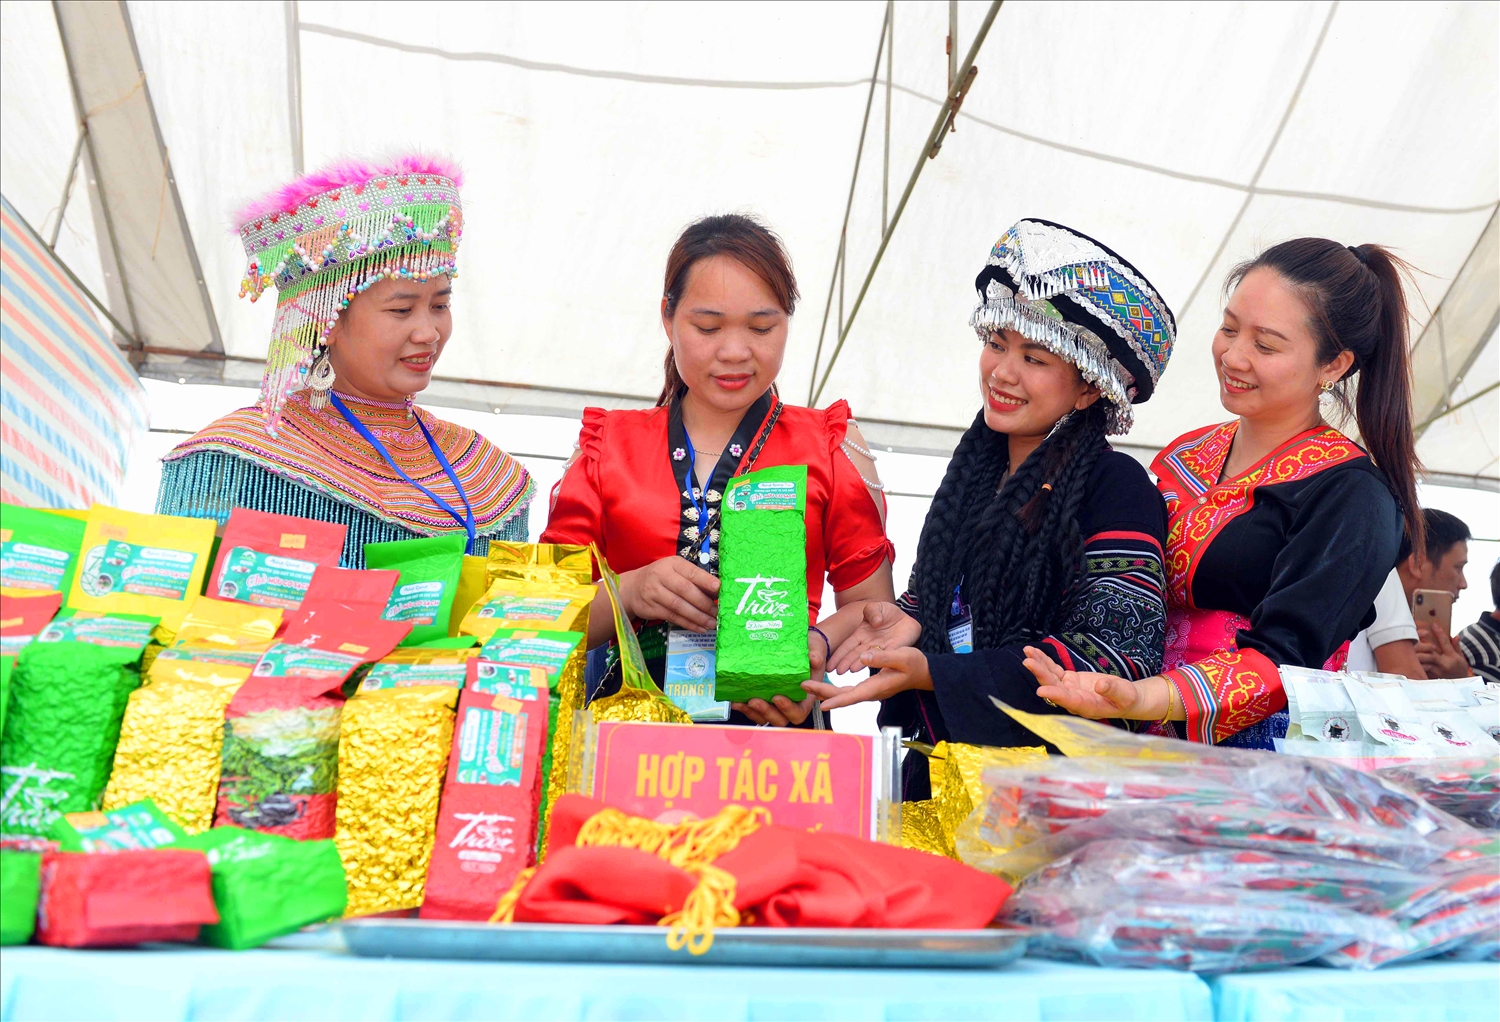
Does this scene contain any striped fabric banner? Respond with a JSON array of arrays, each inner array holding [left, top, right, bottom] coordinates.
[[1, 194, 147, 508]]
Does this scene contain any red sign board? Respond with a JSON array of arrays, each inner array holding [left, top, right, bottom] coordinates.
[[589, 721, 876, 839]]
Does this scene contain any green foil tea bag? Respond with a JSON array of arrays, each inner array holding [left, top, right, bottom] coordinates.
[[0, 616, 156, 838], [365, 534, 466, 646], [0, 849, 41, 945], [178, 825, 347, 949], [715, 465, 809, 703]]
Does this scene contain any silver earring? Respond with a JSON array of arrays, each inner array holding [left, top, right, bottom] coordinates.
[[307, 348, 336, 410], [1047, 409, 1075, 438]]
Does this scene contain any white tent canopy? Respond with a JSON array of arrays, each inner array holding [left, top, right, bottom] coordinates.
[[1, 0, 1495, 483]]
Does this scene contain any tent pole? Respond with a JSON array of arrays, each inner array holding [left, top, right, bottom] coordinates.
[[47, 125, 87, 249], [812, 0, 1002, 405], [285, 0, 304, 174], [806, 7, 890, 404], [118, 1, 225, 356], [882, 0, 892, 235], [6, 199, 141, 350], [52, 0, 143, 362]]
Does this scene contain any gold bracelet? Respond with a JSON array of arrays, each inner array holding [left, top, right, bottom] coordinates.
[[1158, 681, 1176, 726]]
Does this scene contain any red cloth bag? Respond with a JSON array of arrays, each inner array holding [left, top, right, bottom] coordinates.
[[37, 849, 218, 947], [514, 795, 1012, 928]]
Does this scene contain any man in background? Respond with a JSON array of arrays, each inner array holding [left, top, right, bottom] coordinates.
[[1457, 561, 1500, 686], [1347, 508, 1471, 679], [1410, 509, 1473, 680]]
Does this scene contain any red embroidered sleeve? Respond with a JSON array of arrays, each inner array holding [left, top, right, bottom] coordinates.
[[1162, 646, 1286, 744]]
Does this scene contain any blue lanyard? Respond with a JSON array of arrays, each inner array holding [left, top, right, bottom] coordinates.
[[330, 392, 477, 554], [682, 430, 713, 565]]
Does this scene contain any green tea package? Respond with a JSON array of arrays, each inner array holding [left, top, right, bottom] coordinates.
[[66, 506, 216, 626], [0, 849, 41, 945], [0, 504, 87, 595], [365, 533, 466, 646], [0, 617, 156, 838], [177, 825, 347, 949], [47, 801, 187, 852], [715, 464, 810, 702]]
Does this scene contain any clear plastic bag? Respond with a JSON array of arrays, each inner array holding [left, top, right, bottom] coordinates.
[[987, 704, 1464, 835], [961, 801, 1489, 880], [1374, 757, 1500, 831], [1004, 881, 1399, 972]]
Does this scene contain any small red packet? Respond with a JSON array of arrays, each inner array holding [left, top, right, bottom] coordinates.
[[214, 605, 410, 839], [37, 848, 218, 947], [210, 510, 347, 609], [0, 591, 63, 657], [420, 683, 549, 920], [302, 566, 400, 619]]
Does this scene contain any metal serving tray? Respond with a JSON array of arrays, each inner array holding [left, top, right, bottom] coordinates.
[[343, 918, 1027, 969]]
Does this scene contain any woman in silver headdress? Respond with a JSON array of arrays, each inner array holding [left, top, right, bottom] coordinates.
[[804, 219, 1176, 796]]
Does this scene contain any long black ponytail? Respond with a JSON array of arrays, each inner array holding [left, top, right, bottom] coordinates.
[[911, 400, 1110, 655]]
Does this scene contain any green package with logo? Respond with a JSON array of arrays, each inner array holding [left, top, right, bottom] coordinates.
[[0, 614, 156, 838], [715, 464, 810, 703], [0, 849, 41, 945], [0, 504, 87, 596], [365, 533, 466, 646], [176, 825, 347, 949]]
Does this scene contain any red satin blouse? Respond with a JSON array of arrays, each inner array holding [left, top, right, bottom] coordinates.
[[541, 396, 893, 620]]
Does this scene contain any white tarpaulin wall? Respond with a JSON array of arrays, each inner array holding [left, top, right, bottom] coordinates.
[[0, 0, 1495, 482]]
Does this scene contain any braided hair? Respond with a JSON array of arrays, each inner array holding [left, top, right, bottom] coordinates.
[[911, 400, 1110, 656]]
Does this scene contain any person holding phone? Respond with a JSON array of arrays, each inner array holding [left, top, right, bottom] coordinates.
[[1406, 509, 1473, 679]]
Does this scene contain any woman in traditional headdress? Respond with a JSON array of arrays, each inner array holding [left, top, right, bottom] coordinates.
[[1022, 239, 1418, 749], [157, 154, 533, 565], [542, 213, 895, 728], [803, 219, 1174, 793]]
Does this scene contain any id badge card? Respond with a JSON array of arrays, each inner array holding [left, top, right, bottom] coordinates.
[[947, 585, 974, 654], [664, 627, 731, 721]]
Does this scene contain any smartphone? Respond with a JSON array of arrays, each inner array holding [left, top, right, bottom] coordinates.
[[1412, 589, 1453, 637]]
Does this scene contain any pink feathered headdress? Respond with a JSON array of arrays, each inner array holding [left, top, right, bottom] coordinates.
[[233, 151, 464, 432]]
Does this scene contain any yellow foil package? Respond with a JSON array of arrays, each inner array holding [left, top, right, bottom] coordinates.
[[900, 742, 1047, 860], [172, 597, 282, 650], [335, 681, 460, 917], [586, 546, 690, 725], [67, 506, 216, 633], [101, 657, 250, 832], [484, 541, 592, 586], [446, 555, 489, 637], [459, 573, 596, 640]]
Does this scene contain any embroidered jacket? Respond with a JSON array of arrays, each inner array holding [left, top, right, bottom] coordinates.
[[157, 391, 533, 568], [1151, 422, 1402, 744], [879, 449, 1169, 783]]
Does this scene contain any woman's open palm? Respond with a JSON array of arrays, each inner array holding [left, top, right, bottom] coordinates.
[[1021, 644, 1139, 719], [828, 602, 922, 674]]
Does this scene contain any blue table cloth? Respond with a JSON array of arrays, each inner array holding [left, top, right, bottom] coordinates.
[[0, 945, 1214, 1022], [1209, 960, 1500, 1022], [4, 944, 1493, 1021]]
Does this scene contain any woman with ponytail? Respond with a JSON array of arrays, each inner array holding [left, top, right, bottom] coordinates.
[[1026, 239, 1417, 749], [543, 214, 895, 727], [805, 220, 1175, 790]]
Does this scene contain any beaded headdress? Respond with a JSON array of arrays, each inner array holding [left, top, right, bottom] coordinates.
[[971, 218, 1175, 434], [233, 153, 463, 431]]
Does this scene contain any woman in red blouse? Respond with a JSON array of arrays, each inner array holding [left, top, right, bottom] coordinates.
[[542, 214, 895, 727]]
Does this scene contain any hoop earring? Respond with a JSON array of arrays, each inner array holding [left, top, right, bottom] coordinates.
[[307, 346, 336, 411]]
